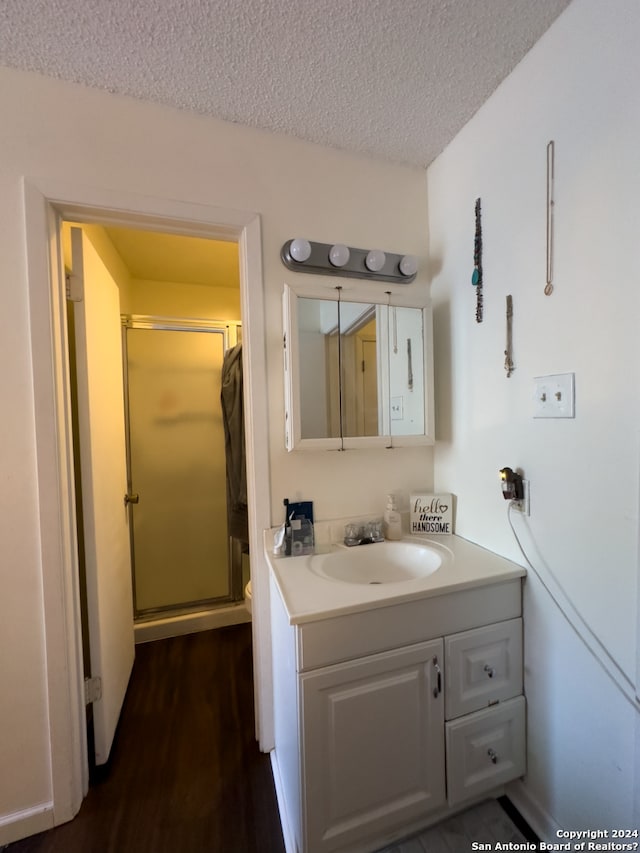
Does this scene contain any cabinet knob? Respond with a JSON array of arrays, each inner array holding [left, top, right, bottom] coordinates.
[[487, 748, 498, 764], [484, 664, 494, 678]]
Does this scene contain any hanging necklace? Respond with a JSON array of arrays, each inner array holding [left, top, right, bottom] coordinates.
[[472, 197, 483, 322]]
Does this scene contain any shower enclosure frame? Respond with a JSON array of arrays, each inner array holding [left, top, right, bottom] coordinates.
[[121, 313, 243, 622]]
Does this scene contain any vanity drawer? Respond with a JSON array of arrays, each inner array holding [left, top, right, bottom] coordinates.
[[444, 617, 522, 719], [445, 695, 526, 806]]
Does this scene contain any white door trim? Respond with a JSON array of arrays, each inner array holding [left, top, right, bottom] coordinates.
[[23, 177, 273, 825]]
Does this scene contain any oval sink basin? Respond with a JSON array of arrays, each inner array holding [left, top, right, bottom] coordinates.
[[309, 540, 443, 585]]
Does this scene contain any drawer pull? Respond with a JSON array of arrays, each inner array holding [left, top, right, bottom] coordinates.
[[432, 656, 442, 698], [487, 748, 498, 764], [484, 664, 495, 678]]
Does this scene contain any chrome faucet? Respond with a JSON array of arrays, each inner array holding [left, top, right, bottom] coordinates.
[[343, 521, 384, 547]]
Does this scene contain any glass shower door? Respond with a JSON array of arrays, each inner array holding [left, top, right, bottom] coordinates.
[[124, 321, 231, 616]]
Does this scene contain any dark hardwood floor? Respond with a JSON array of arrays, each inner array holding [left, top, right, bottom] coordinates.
[[9, 624, 285, 853]]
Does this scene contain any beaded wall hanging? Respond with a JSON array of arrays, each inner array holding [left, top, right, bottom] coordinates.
[[472, 197, 483, 322]]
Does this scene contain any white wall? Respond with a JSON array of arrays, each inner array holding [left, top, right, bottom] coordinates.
[[0, 66, 432, 841], [427, 0, 640, 833]]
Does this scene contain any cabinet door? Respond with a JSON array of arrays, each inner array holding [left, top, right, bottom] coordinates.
[[300, 639, 445, 853], [445, 618, 522, 720]]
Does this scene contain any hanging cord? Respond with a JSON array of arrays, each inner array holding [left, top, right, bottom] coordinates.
[[336, 286, 345, 451], [507, 502, 639, 712], [392, 306, 398, 354], [385, 292, 393, 449]]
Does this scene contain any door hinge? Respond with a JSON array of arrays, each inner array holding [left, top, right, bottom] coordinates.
[[66, 272, 84, 302], [67, 227, 85, 302], [84, 676, 102, 705]]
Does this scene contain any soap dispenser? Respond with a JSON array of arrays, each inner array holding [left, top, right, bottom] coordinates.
[[383, 494, 402, 540]]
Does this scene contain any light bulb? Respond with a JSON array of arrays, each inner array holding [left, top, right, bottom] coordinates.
[[329, 244, 350, 267], [365, 250, 386, 272], [399, 254, 418, 277], [289, 238, 312, 263]]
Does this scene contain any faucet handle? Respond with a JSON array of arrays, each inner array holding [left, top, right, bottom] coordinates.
[[366, 520, 384, 542], [344, 523, 361, 545]]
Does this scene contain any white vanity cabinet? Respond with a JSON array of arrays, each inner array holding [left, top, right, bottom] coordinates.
[[270, 572, 526, 853]]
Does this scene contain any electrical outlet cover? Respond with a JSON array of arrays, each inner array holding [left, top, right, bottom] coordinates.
[[511, 479, 530, 515]]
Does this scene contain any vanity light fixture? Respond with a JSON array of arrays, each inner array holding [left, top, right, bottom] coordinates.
[[280, 239, 418, 284]]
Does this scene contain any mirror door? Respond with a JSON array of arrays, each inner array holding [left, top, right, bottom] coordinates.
[[284, 285, 434, 451], [296, 296, 341, 441]]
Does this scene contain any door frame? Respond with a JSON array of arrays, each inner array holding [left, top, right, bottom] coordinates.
[[23, 178, 272, 825]]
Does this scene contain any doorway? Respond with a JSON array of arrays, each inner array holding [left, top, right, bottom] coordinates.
[[65, 222, 253, 774], [24, 180, 272, 827], [66, 223, 249, 629]]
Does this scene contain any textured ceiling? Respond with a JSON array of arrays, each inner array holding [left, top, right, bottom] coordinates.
[[0, 0, 571, 168]]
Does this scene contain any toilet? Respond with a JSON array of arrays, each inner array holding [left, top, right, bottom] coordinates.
[[244, 581, 252, 615]]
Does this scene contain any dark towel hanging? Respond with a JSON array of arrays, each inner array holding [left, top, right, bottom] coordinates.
[[221, 344, 248, 544]]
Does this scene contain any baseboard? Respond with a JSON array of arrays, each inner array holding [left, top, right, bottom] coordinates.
[[0, 802, 54, 846], [506, 779, 561, 843], [134, 603, 251, 644], [270, 751, 297, 853]]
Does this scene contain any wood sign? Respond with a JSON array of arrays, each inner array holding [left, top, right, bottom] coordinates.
[[410, 494, 453, 535]]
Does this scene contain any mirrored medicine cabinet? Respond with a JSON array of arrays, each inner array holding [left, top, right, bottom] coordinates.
[[283, 283, 435, 451]]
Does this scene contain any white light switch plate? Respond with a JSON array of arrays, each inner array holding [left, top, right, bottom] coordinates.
[[391, 396, 404, 420], [533, 373, 575, 418]]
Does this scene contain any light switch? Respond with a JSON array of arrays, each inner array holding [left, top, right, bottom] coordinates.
[[533, 373, 575, 418]]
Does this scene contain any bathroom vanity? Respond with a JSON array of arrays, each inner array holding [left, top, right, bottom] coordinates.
[[267, 533, 526, 853]]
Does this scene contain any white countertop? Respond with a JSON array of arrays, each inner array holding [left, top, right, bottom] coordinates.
[[266, 530, 526, 625]]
